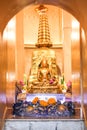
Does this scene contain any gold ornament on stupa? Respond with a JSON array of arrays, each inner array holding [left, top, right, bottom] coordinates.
[[35, 5, 52, 48]]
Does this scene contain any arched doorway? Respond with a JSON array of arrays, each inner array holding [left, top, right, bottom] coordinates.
[[0, 1, 87, 129]]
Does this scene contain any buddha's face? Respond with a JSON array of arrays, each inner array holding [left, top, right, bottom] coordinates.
[[40, 58, 49, 68]]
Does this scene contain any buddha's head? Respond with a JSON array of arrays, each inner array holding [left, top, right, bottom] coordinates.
[[40, 57, 49, 68]]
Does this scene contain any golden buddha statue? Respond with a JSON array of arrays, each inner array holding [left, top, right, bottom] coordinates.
[[38, 57, 51, 82]]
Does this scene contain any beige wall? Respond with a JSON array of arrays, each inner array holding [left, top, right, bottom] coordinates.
[[16, 11, 25, 80], [63, 10, 72, 82]]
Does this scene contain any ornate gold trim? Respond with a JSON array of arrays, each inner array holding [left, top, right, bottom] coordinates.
[[24, 43, 63, 49]]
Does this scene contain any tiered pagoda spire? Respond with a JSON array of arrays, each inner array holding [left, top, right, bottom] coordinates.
[[35, 5, 52, 48]]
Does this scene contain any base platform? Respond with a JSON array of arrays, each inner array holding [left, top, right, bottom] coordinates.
[[3, 107, 84, 130]]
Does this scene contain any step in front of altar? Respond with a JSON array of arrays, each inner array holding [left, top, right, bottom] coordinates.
[[3, 118, 85, 130]]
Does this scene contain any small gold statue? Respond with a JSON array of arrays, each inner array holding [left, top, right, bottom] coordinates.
[[38, 57, 51, 82]]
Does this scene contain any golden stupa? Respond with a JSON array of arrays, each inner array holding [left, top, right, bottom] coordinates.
[[28, 5, 62, 93]]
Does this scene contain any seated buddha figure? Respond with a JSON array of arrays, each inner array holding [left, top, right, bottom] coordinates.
[[38, 57, 51, 82]]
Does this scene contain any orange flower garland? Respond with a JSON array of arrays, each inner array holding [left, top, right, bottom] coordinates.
[[48, 98, 56, 105], [32, 97, 39, 104], [39, 100, 48, 107], [32, 97, 56, 106]]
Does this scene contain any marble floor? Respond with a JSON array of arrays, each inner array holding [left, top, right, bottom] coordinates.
[[4, 118, 85, 130]]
